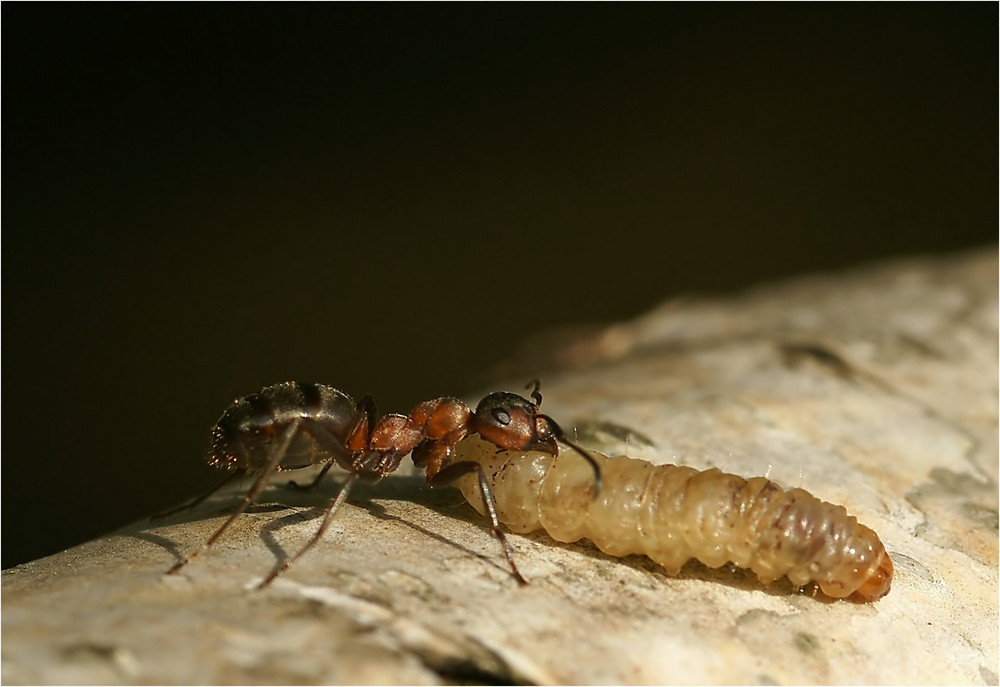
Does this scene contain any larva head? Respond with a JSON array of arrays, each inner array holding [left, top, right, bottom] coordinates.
[[472, 392, 559, 455]]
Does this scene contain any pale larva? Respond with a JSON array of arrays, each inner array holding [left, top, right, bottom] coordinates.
[[452, 436, 893, 601]]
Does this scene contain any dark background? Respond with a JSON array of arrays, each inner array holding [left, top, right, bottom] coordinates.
[[4, 4, 995, 569]]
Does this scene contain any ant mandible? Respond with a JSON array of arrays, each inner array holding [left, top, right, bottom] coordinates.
[[161, 380, 601, 588]]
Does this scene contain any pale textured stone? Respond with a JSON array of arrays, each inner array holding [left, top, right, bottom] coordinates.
[[4, 248, 996, 685]]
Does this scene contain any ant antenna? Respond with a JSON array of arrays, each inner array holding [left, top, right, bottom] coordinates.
[[526, 378, 543, 407], [537, 413, 603, 496], [524, 380, 602, 496]]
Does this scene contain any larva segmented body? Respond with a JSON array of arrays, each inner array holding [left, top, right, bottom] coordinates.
[[452, 437, 893, 600]]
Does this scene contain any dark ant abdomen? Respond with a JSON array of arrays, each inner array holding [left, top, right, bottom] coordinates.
[[208, 382, 357, 473]]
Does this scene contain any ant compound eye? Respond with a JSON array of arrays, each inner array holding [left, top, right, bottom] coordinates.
[[491, 407, 512, 426], [473, 392, 536, 450]]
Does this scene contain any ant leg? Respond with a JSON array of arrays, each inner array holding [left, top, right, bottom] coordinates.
[[559, 435, 602, 496], [429, 461, 528, 585], [285, 461, 333, 491], [537, 413, 603, 496], [282, 405, 375, 488], [342, 394, 378, 446], [151, 469, 245, 520], [258, 472, 361, 588], [339, 394, 379, 459], [298, 416, 360, 472], [167, 418, 302, 576], [286, 414, 367, 490], [354, 394, 378, 440]]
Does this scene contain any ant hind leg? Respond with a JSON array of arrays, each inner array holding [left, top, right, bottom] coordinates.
[[285, 462, 334, 491], [166, 418, 302, 576]]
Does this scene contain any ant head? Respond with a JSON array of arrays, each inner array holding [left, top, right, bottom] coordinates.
[[472, 392, 559, 455], [473, 384, 603, 495]]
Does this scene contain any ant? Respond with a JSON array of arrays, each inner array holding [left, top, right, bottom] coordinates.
[[160, 380, 601, 588]]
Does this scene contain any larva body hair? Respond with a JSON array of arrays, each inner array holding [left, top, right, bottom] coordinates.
[[452, 437, 892, 601]]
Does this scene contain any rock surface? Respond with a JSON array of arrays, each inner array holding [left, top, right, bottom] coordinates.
[[4, 248, 997, 685]]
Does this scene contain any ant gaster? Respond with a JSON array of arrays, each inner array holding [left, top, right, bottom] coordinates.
[[161, 380, 601, 588]]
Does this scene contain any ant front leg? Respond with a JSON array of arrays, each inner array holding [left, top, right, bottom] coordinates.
[[429, 460, 528, 586]]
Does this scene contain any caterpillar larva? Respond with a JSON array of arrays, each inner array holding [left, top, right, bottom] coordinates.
[[452, 436, 893, 600]]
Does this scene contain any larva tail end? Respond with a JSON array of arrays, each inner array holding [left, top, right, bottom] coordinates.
[[855, 552, 893, 601]]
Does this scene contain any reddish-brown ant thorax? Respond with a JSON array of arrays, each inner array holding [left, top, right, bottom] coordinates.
[[368, 415, 423, 454], [472, 392, 556, 454], [405, 398, 472, 441], [426, 399, 472, 440]]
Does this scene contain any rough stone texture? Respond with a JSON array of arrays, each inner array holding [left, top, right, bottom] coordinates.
[[4, 248, 997, 685]]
